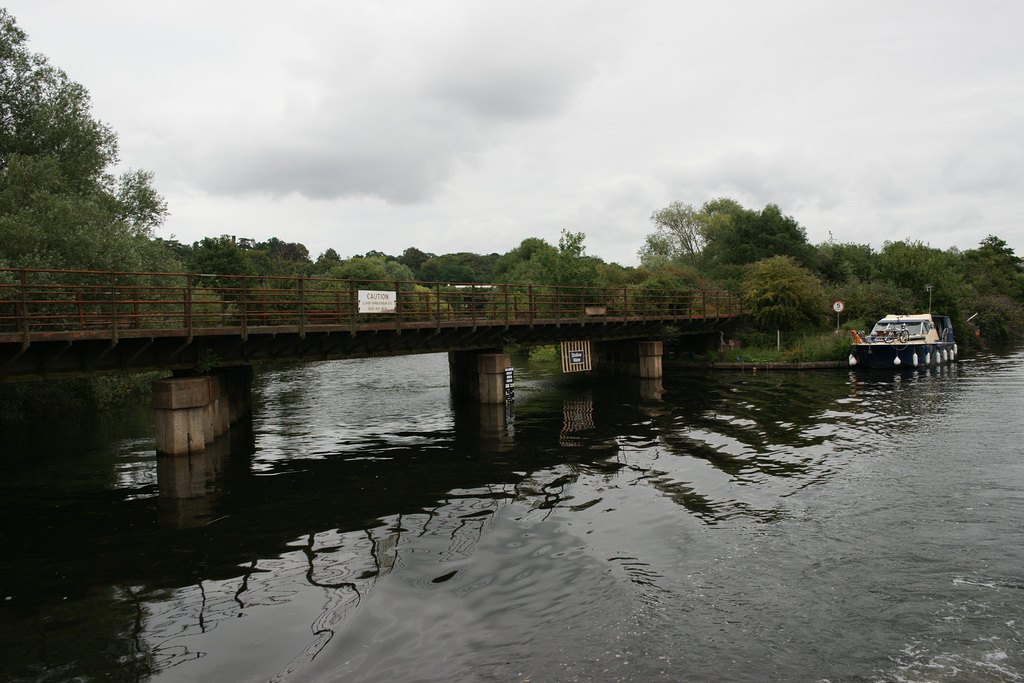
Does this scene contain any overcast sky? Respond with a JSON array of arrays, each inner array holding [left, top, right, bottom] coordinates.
[[6, 1, 1023, 265]]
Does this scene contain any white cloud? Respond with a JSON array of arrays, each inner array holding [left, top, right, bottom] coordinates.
[[6, 0, 1024, 263]]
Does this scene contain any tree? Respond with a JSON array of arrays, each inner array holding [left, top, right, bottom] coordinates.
[[703, 200, 814, 270], [397, 246, 435, 274], [0, 153, 173, 273], [327, 255, 414, 287], [0, 9, 170, 273], [553, 230, 601, 288], [813, 240, 876, 284], [186, 236, 256, 287], [876, 240, 965, 315], [493, 237, 558, 285], [419, 257, 475, 283], [829, 279, 917, 330], [246, 237, 312, 277], [958, 235, 1024, 301], [639, 201, 708, 270], [968, 294, 1024, 342], [418, 252, 496, 283], [0, 11, 115, 192], [742, 256, 826, 333], [597, 261, 642, 286], [311, 247, 342, 275], [254, 237, 311, 264]]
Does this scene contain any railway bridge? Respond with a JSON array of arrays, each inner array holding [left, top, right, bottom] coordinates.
[[1, 268, 742, 456]]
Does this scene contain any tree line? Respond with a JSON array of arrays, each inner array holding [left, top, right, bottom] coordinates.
[[2, 7, 1023, 349], [639, 200, 1024, 345]]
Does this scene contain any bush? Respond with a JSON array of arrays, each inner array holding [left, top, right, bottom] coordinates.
[[742, 256, 827, 333], [969, 294, 1024, 343], [0, 371, 167, 424]]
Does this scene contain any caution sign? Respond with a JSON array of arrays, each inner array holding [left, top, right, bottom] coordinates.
[[561, 340, 592, 373], [358, 290, 396, 313]]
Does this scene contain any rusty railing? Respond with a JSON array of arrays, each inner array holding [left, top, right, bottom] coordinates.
[[0, 268, 743, 340]]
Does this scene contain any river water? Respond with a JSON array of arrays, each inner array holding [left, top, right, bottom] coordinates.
[[2, 348, 1023, 682]]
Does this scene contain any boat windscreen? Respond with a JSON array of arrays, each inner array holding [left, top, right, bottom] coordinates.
[[871, 321, 928, 336]]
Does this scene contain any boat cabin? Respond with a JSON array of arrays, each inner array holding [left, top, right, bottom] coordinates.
[[868, 314, 954, 343]]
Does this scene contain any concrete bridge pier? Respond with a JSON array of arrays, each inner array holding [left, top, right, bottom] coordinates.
[[152, 366, 253, 458], [592, 340, 663, 379], [153, 376, 211, 458], [217, 366, 253, 424], [449, 350, 512, 404]]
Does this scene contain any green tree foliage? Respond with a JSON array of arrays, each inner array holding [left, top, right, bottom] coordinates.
[[397, 246, 435, 274], [255, 237, 311, 263], [637, 198, 815, 295], [310, 247, 342, 275], [639, 201, 708, 270], [185, 236, 255, 291], [241, 237, 312, 277], [814, 240, 876, 284], [491, 232, 604, 289], [970, 295, 1024, 342], [953, 236, 1024, 342], [597, 260, 643, 286], [829, 279, 917, 331], [0, 10, 172, 273], [742, 256, 826, 333], [328, 256, 389, 282], [958, 235, 1024, 301], [419, 252, 495, 283], [635, 195, 1024, 345], [876, 240, 966, 322], [326, 255, 415, 288], [0, 12, 115, 191], [553, 230, 602, 288], [493, 237, 558, 284], [704, 201, 814, 270]]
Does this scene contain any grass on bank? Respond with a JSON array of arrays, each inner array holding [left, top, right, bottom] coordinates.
[[682, 331, 853, 364], [516, 332, 853, 367]]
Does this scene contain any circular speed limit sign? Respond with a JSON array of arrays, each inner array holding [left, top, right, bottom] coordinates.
[[833, 301, 845, 313]]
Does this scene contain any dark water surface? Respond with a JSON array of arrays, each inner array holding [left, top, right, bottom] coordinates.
[[2, 349, 1023, 682]]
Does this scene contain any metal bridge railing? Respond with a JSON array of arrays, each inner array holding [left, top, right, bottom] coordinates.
[[0, 268, 743, 341]]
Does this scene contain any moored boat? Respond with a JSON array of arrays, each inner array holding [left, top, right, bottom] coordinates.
[[849, 313, 957, 368]]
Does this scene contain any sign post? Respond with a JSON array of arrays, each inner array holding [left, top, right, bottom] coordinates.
[[503, 366, 515, 429], [833, 300, 845, 331], [503, 367, 514, 401]]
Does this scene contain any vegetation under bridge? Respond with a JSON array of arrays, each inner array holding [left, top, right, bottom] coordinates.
[[0, 268, 743, 381]]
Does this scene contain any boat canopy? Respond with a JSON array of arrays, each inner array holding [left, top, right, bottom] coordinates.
[[870, 319, 932, 336]]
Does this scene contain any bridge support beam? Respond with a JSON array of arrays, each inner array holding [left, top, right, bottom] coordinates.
[[216, 365, 253, 425], [449, 350, 512, 404], [152, 366, 253, 458], [592, 340, 663, 378], [153, 376, 212, 457]]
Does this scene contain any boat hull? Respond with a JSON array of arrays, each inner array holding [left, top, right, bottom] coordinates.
[[851, 341, 956, 369]]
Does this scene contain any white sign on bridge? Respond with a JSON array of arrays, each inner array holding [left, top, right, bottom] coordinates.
[[358, 290, 397, 313], [561, 340, 592, 373]]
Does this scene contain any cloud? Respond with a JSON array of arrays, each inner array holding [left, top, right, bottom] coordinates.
[[151, 2, 613, 204], [6, 0, 1024, 262]]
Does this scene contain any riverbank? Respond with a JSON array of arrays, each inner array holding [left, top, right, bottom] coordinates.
[[678, 359, 847, 371]]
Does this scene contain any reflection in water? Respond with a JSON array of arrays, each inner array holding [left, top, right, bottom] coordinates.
[[561, 392, 594, 446], [2, 351, 1023, 682], [135, 486, 519, 681]]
